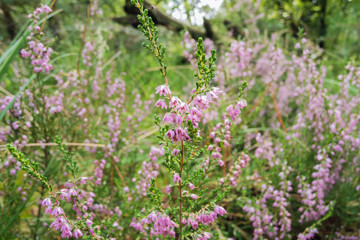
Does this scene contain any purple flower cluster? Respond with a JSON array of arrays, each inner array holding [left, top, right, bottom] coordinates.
[[186, 205, 227, 230], [21, 5, 53, 73], [42, 198, 83, 239], [130, 212, 176, 238]]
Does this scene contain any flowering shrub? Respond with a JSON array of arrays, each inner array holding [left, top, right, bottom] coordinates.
[[0, 0, 360, 239]]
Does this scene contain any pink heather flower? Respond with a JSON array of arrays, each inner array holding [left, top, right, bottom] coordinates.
[[28, 40, 36, 48], [68, 188, 77, 196], [12, 122, 19, 130], [211, 152, 222, 159], [10, 169, 16, 175], [175, 127, 190, 141], [50, 216, 65, 231], [206, 87, 221, 101], [130, 219, 143, 232], [73, 229, 83, 238], [187, 108, 202, 128], [155, 99, 167, 109], [163, 113, 173, 124], [149, 146, 165, 161], [226, 105, 240, 121], [34, 66, 43, 72], [172, 149, 180, 156], [41, 197, 52, 207], [52, 207, 64, 217], [173, 173, 181, 184], [174, 114, 183, 125], [177, 102, 189, 114], [214, 205, 227, 216], [44, 206, 53, 215], [169, 96, 182, 108], [208, 145, 213, 151], [165, 185, 172, 194], [147, 212, 157, 222], [190, 219, 199, 230], [42, 5, 52, 13], [60, 222, 72, 238], [79, 177, 88, 184], [59, 189, 68, 199], [193, 95, 210, 109], [190, 194, 199, 200], [236, 100, 247, 109], [166, 129, 176, 140], [20, 49, 31, 58], [219, 178, 225, 185], [85, 219, 93, 227], [218, 160, 224, 167], [155, 85, 171, 97], [188, 183, 195, 190]]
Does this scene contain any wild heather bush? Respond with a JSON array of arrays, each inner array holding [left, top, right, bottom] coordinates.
[[0, 0, 360, 239]]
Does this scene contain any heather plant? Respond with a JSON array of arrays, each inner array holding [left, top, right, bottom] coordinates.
[[127, 0, 250, 239], [1, 0, 360, 239]]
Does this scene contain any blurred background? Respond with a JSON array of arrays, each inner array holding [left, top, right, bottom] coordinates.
[[1, 0, 359, 79]]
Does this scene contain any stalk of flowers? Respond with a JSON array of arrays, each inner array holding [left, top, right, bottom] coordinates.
[[41, 181, 95, 239], [134, 146, 163, 197], [21, 5, 53, 74], [206, 91, 248, 170], [243, 198, 274, 239], [0, 94, 30, 150], [243, 162, 292, 239], [297, 201, 335, 240], [129, 1, 252, 239], [41, 139, 101, 239], [253, 132, 278, 167], [217, 153, 251, 187], [297, 145, 341, 223]]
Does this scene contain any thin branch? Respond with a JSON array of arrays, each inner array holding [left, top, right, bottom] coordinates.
[[271, 89, 287, 133]]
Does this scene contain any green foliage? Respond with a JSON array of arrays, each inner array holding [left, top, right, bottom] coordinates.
[[194, 38, 216, 93], [55, 136, 79, 178], [148, 178, 163, 207], [6, 144, 52, 191], [131, 0, 168, 80]]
